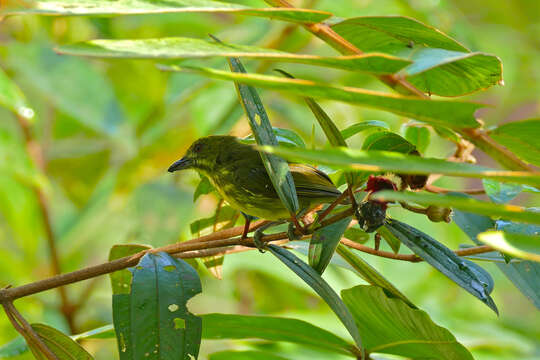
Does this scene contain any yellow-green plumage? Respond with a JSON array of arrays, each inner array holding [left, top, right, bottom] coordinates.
[[168, 136, 341, 220]]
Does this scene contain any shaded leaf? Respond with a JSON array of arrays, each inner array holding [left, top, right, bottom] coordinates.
[[478, 231, 540, 262], [267, 244, 363, 351], [0, 337, 28, 358], [243, 127, 306, 148], [373, 191, 540, 225], [31, 323, 92, 360], [362, 131, 416, 154], [0, 67, 33, 120], [341, 120, 389, 140], [376, 225, 401, 253], [309, 216, 352, 274], [109, 244, 152, 295], [404, 125, 430, 154], [159, 64, 482, 129], [385, 219, 498, 313], [489, 118, 540, 167], [1, 0, 332, 23], [112, 252, 202, 360], [193, 175, 215, 202], [482, 179, 521, 204], [342, 285, 473, 360], [259, 146, 540, 187], [56, 37, 411, 75]]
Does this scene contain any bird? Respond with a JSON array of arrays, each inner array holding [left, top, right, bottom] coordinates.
[[168, 135, 344, 247]]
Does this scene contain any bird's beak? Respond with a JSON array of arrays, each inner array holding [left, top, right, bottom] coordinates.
[[168, 157, 192, 172]]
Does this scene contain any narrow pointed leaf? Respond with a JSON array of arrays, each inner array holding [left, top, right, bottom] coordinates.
[[478, 231, 540, 262], [342, 285, 473, 360], [159, 64, 482, 129], [373, 191, 540, 225], [258, 146, 540, 187], [72, 325, 115, 341], [384, 218, 498, 314], [0, 67, 33, 120], [1, 0, 332, 23], [309, 216, 352, 274], [341, 120, 389, 140], [376, 225, 401, 253], [489, 118, 540, 167], [112, 252, 202, 360], [209, 351, 290, 360], [56, 37, 411, 75], [226, 56, 299, 214], [267, 244, 363, 352], [31, 324, 93, 360]]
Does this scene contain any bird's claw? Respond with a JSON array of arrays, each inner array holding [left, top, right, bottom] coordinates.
[[287, 222, 301, 241], [253, 228, 267, 253]]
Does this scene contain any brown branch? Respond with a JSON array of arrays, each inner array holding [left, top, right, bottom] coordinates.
[[2, 302, 58, 360], [425, 184, 485, 195], [399, 202, 428, 215]]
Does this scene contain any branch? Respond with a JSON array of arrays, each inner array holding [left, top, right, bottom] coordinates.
[[425, 184, 485, 195]]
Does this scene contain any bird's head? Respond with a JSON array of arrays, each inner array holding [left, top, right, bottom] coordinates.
[[168, 136, 237, 174]]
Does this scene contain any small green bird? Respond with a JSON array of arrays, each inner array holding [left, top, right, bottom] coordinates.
[[168, 136, 343, 239]]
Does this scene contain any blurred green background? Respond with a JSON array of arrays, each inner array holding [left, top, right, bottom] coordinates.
[[0, 0, 539, 359]]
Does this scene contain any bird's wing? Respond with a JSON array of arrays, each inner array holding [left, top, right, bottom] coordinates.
[[289, 163, 342, 199]]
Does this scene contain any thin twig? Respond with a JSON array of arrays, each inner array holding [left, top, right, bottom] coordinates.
[[399, 202, 428, 215], [425, 184, 485, 195]]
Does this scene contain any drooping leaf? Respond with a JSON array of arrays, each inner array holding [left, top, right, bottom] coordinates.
[[259, 146, 540, 187], [159, 64, 482, 129], [31, 323, 93, 360], [489, 118, 540, 167], [267, 244, 363, 353], [477, 231, 540, 262], [385, 218, 498, 314], [331, 16, 469, 54], [309, 216, 352, 274], [404, 125, 430, 154], [109, 244, 152, 295], [373, 191, 540, 225], [482, 179, 522, 204], [201, 313, 357, 356], [1, 0, 332, 23], [209, 351, 290, 360], [112, 252, 202, 360], [226, 56, 299, 215], [362, 131, 416, 154], [336, 245, 415, 308], [341, 120, 389, 140], [0, 67, 33, 120], [56, 37, 411, 75], [342, 285, 473, 360], [193, 175, 215, 202]]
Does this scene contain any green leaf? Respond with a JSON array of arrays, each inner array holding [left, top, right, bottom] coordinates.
[[159, 64, 482, 129], [336, 245, 415, 308], [209, 351, 290, 360], [112, 252, 202, 360], [56, 37, 411, 75], [373, 191, 540, 225], [405, 48, 503, 96], [201, 313, 357, 356], [193, 175, 215, 202], [190, 205, 237, 236], [404, 125, 430, 154], [0, 336, 28, 358], [376, 225, 401, 253], [0, 67, 33, 120], [331, 16, 469, 54], [1, 0, 332, 23], [309, 216, 352, 274], [384, 218, 498, 314], [109, 244, 152, 295], [362, 131, 416, 154], [258, 146, 540, 187], [267, 244, 363, 353], [226, 56, 299, 215], [31, 323, 93, 360], [453, 204, 540, 309], [482, 179, 521, 203], [341, 285, 473, 360], [243, 127, 306, 148], [343, 227, 369, 244], [72, 325, 115, 341], [341, 120, 389, 140], [478, 231, 540, 262], [489, 118, 540, 167]]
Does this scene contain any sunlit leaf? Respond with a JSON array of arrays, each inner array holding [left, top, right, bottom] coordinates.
[[482, 179, 521, 204], [0, 67, 33, 120], [404, 125, 430, 154], [209, 351, 290, 360], [341, 120, 389, 140], [478, 231, 540, 262], [489, 118, 540, 167], [362, 131, 416, 154]]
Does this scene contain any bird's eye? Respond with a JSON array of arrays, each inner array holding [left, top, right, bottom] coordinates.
[[193, 143, 203, 153]]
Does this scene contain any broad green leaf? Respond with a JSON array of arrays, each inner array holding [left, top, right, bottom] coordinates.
[[267, 244, 363, 353], [342, 285, 473, 359], [0, 67, 33, 120], [376, 225, 401, 253], [259, 146, 540, 187], [453, 205, 540, 309], [190, 205, 237, 236], [433, 125, 461, 144], [109, 244, 152, 295], [56, 38, 411, 75], [159, 64, 482, 129], [309, 216, 352, 274], [227, 56, 299, 214], [0, 337, 27, 358], [31, 323, 92, 360], [336, 245, 415, 308], [343, 227, 369, 244], [405, 48, 503, 96], [404, 125, 430, 154], [373, 191, 540, 225], [341, 120, 389, 140], [201, 313, 357, 356], [243, 127, 306, 148], [482, 179, 521, 203], [209, 351, 290, 360], [384, 219, 497, 313], [193, 175, 215, 202], [362, 131, 416, 154], [0, 0, 332, 23], [478, 231, 540, 262], [112, 252, 202, 360], [489, 118, 540, 167], [331, 16, 469, 54]]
